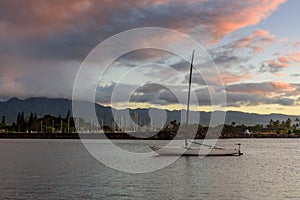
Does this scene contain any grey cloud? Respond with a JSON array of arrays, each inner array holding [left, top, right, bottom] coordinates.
[[0, 0, 288, 102], [135, 83, 166, 93], [170, 59, 190, 72], [291, 73, 300, 77], [94, 81, 299, 108], [226, 82, 273, 94], [0, 0, 285, 62], [275, 98, 295, 106]]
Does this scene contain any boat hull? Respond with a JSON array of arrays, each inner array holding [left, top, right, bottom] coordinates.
[[149, 145, 241, 156]]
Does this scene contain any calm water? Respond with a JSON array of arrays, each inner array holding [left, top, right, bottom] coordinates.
[[0, 139, 300, 200]]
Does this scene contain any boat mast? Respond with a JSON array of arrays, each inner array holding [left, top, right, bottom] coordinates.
[[185, 50, 195, 148]]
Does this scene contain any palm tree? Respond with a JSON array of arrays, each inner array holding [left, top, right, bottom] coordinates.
[[268, 119, 274, 132], [231, 121, 236, 127], [285, 118, 292, 130]]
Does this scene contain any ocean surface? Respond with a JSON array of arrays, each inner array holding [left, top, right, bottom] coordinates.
[[0, 138, 300, 200]]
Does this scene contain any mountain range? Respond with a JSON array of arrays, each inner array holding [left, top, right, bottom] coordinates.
[[0, 97, 299, 127]]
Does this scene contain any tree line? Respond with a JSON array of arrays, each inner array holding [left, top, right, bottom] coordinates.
[[0, 110, 78, 133], [0, 111, 299, 135]]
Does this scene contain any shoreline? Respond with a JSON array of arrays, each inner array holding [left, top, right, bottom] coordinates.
[[0, 132, 299, 139]]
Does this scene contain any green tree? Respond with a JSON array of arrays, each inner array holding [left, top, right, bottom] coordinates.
[[268, 119, 274, 132], [20, 112, 24, 124], [65, 110, 71, 121], [28, 112, 34, 132], [1, 115, 5, 125], [17, 112, 21, 125], [285, 118, 292, 130], [295, 118, 300, 130], [34, 113, 38, 121], [231, 121, 236, 127]]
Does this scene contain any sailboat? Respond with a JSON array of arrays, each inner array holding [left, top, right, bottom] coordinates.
[[150, 51, 243, 156]]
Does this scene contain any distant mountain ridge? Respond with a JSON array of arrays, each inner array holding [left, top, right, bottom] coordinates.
[[0, 97, 299, 126]]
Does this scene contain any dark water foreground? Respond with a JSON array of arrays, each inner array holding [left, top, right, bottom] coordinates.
[[0, 139, 300, 200]]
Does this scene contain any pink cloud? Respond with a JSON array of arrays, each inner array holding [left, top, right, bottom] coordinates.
[[274, 73, 286, 77], [232, 29, 276, 52], [226, 81, 296, 95], [221, 72, 253, 85], [277, 56, 289, 64], [268, 59, 290, 68], [270, 81, 295, 92], [0, 68, 24, 96], [288, 52, 300, 63], [203, 73, 243, 86], [192, 71, 254, 87], [262, 51, 300, 73], [210, 0, 287, 41], [0, 0, 287, 42], [263, 55, 291, 73], [0, 0, 290, 101], [0, 1, 94, 39]]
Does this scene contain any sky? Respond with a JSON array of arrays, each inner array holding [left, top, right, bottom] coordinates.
[[0, 0, 300, 115]]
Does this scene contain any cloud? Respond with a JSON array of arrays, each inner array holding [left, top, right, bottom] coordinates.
[[275, 98, 295, 106], [232, 29, 276, 52], [206, 29, 285, 76], [189, 71, 252, 86], [267, 56, 290, 70], [0, 0, 289, 105], [287, 52, 300, 63], [0, 68, 24, 97], [205, 0, 287, 42], [0, 0, 287, 59], [225, 81, 299, 107], [135, 83, 167, 93], [94, 80, 300, 109], [95, 82, 183, 106], [226, 81, 296, 95], [0, 57, 79, 100], [260, 51, 300, 73], [274, 73, 286, 77], [170, 59, 190, 71], [291, 73, 300, 77]]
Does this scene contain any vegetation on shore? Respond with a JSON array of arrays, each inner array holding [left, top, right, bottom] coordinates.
[[0, 111, 77, 133], [0, 111, 300, 139]]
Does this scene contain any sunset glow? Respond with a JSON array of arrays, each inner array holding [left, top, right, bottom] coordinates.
[[0, 0, 300, 115]]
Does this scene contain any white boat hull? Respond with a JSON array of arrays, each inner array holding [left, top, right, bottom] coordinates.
[[150, 145, 242, 156]]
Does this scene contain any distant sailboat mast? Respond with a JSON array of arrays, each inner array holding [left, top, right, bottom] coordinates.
[[185, 50, 195, 148]]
